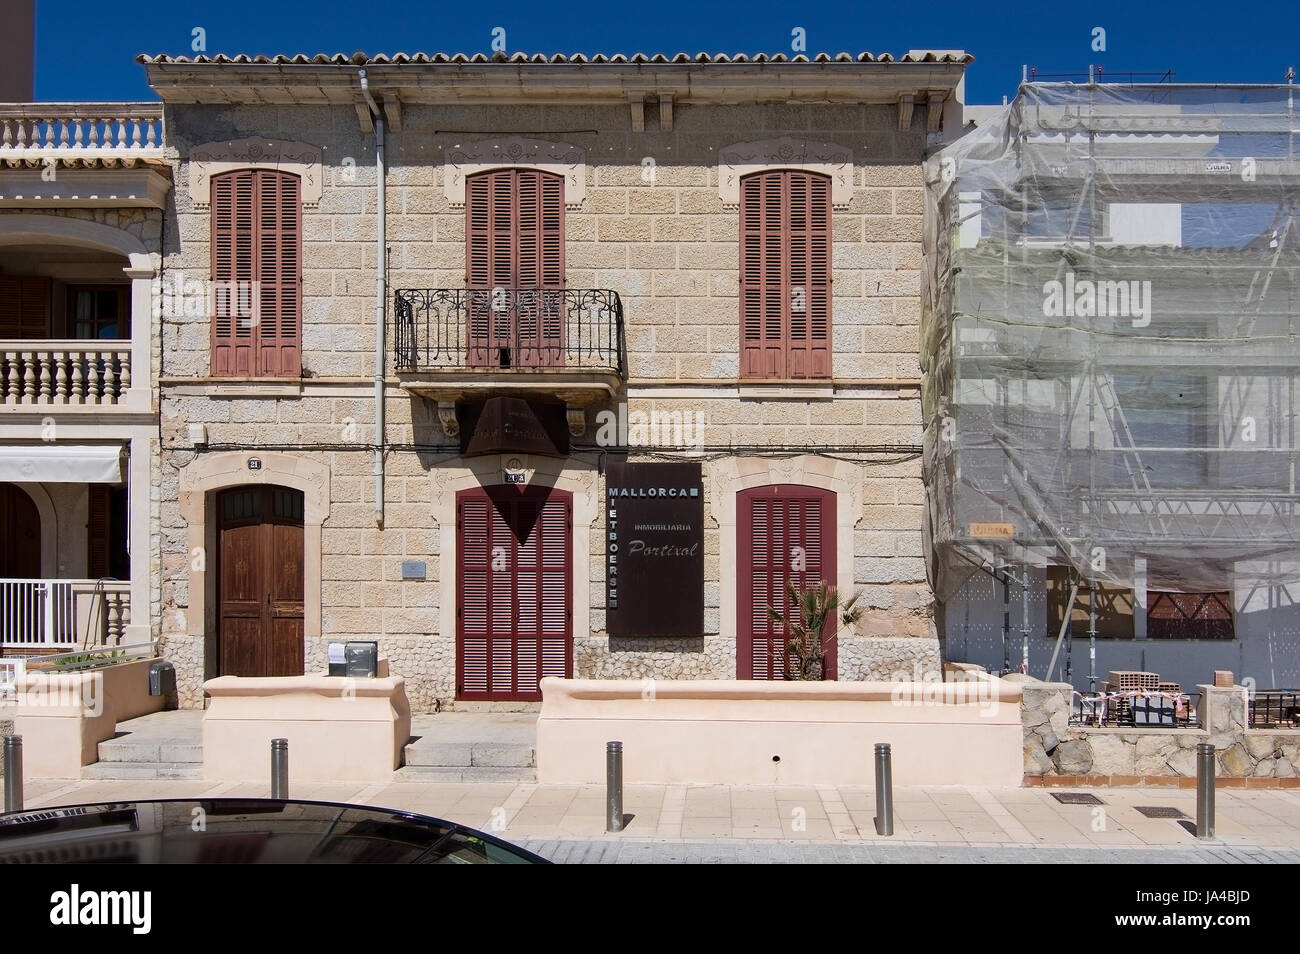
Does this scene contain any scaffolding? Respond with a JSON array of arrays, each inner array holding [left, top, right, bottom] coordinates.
[[923, 80, 1300, 612]]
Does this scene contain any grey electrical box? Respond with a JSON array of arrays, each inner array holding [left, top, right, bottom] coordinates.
[[345, 641, 379, 679], [148, 661, 176, 696]]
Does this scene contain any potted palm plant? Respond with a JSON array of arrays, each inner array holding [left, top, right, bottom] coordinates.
[[767, 580, 864, 681]]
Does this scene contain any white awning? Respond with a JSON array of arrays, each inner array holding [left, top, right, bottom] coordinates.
[[0, 444, 124, 484]]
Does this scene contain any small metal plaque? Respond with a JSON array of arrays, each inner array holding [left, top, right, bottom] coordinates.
[[969, 522, 1014, 538], [401, 560, 426, 580], [1051, 792, 1104, 805], [247, 458, 262, 470], [503, 471, 525, 484], [1134, 806, 1188, 819]]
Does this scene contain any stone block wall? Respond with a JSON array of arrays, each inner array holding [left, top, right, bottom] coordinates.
[[155, 97, 936, 708], [1019, 676, 1300, 782]]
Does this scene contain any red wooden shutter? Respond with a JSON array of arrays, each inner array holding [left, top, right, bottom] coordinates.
[[86, 485, 110, 579], [0, 276, 51, 339], [256, 172, 302, 377], [211, 170, 300, 377], [464, 168, 565, 368], [458, 493, 492, 696], [739, 171, 832, 379], [737, 485, 837, 680], [456, 487, 572, 701]]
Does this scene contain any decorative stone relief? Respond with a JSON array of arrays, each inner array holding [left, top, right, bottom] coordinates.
[[437, 401, 459, 439], [444, 137, 586, 210], [566, 406, 587, 438], [718, 137, 854, 209], [189, 138, 324, 207]]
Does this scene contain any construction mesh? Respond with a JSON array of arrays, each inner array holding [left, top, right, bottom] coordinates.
[[922, 82, 1300, 600]]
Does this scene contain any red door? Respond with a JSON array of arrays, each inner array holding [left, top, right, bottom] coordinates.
[[217, 485, 305, 677], [457, 485, 571, 701], [737, 485, 837, 680]]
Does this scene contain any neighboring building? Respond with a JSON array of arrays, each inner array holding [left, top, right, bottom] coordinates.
[[924, 81, 1300, 693], [133, 50, 971, 708], [0, 103, 166, 654]]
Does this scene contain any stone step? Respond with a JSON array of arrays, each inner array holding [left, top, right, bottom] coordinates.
[[392, 765, 537, 783], [449, 701, 542, 714], [97, 739, 203, 764], [82, 761, 204, 780], [403, 740, 535, 769]]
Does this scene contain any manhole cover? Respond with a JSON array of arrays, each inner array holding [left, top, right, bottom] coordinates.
[[1134, 806, 1188, 819], [1051, 792, 1104, 805]]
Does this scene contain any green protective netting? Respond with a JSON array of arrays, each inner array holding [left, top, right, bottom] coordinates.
[[922, 82, 1300, 600]]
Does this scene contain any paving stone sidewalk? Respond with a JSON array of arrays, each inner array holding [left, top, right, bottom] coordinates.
[[14, 775, 1300, 863]]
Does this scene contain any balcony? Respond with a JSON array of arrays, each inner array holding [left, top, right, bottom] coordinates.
[[0, 578, 131, 649], [0, 103, 169, 208], [394, 287, 624, 402], [0, 342, 131, 406]]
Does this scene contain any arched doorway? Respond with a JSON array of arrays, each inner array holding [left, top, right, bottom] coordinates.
[[216, 484, 304, 676], [0, 483, 41, 578], [736, 484, 838, 680]]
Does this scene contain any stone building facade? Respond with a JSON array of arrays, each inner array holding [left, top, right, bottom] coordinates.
[[140, 51, 971, 709]]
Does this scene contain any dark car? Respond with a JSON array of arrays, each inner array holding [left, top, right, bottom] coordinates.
[[0, 799, 549, 864]]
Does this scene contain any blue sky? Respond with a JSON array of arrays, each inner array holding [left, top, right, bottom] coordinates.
[[34, 0, 1298, 104]]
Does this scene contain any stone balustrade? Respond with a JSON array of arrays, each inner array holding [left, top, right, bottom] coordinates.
[[0, 342, 131, 406], [0, 104, 163, 157]]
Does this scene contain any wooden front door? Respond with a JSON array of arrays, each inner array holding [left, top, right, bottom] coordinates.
[[737, 485, 837, 680], [456, 485, 571, 701], [217, 485, 304, 677], [0, 483, 40, 578]]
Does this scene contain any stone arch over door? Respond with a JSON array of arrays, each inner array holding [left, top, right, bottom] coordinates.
[[178, 452, 330, 652], [708, 455, 863, 646], [6, 482, 58, 578]]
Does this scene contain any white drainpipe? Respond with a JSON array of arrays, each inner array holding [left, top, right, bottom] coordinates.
[[359, 69, 386, 528]]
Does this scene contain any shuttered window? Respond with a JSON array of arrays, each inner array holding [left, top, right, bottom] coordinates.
[[465, 168, 565, 368], [457, 487, 571, 700], [737, 485, 837, 679], [211, 169, 302, 377], [740, 170, 832, 379], [0, 276, 51, 339]]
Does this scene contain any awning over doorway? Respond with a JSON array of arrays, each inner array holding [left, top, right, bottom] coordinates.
[[0, 444, 124, 484]]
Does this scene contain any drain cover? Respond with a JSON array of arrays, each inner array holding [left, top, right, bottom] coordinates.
[[1134, 806, 1188, 819], [1051, 792, 1104, 805]]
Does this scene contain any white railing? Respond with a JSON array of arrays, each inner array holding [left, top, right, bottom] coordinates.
[[0, 579, 130, 648], [0, 342, 131, 406], [0, 104, 163, 157]]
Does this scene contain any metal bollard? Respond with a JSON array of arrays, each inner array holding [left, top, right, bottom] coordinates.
[[271, 738, 289, 800], [606, 741, 624, 832], [874, 742, 894, 836], [1196, 742, 1215, 839], [3, 735, 22, 814]]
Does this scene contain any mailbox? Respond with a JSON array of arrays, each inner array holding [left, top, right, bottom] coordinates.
[[148, 661, 176, 697]]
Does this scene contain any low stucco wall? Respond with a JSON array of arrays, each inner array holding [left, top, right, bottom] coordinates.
[[13, 658, 165, 778], [537, 676, 1023, 786], [202, 674, 412, 783], [1019, 676, 1300, 781]]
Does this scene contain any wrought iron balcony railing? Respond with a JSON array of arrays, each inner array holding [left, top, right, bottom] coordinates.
[[393, 288, 624, 376]]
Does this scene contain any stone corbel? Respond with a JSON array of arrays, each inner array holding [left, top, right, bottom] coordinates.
[[658, 94, 673, 133], [629, 94, 646, 133], [897, 94, 915, 133], [437, 401, 459, 439], [566, 406, 587, 438], [926, 91, 947, 133], [383, 95, 403, 131]]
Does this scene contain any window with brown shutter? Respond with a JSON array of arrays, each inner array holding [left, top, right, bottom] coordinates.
[[740, 170, 832, 379], [0, 276, 52, 339], [211, 169, 302, 378], [465, 168, 565, 368], [737, 485, 837, 679]]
